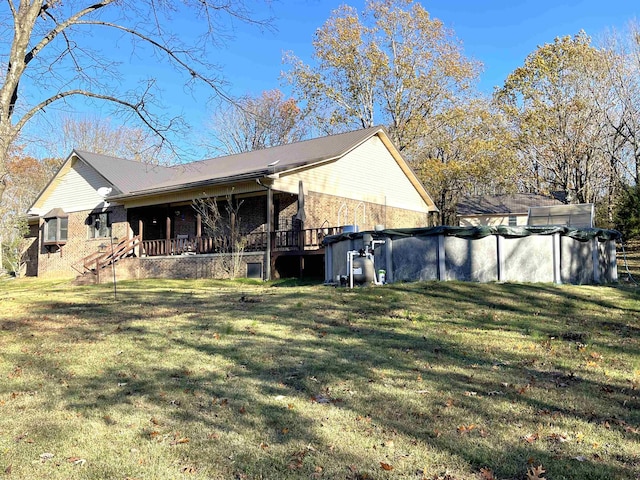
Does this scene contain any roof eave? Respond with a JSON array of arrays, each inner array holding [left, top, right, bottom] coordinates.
[[108, 170, 272, 202]]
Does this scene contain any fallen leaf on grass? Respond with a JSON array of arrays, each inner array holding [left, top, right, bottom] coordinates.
[[103, 415, 117, 425], [547, 433, 568, 443], [574, 456, 587, 462], [67, 457, 87, 466], [380, 462, 394, 471], [181, 466, 197, 474], [13, 433, 29, 443], [526, 465, 546, 480], [170, 437, 189, 446], [480, 467, 495, 480], [457, 424, 476, 434], [39, 452, 54, 462], [4, 465, 11, 475], [518, 384, 531, 394], [524, 433, 539, 443]]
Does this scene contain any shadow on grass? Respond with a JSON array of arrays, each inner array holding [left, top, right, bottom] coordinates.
[[2, 279, 639, 479]]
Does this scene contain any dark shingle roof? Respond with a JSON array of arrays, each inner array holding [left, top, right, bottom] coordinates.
[[121, 126, 386, 195], [457, 194, 563, 216], [74, 126, 389, 199], [74, 150, 176, 195]]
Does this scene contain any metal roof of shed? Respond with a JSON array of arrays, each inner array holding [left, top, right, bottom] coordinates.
[[527, 203, 594, 228], [457, 194, 563, 216]]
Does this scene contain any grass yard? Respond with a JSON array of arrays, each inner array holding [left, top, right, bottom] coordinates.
[[0, 278, 639, 480]]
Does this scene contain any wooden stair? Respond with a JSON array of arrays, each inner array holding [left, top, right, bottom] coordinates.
[[73, 235, 140, 281]]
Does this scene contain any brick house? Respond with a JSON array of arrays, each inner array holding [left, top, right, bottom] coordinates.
[[25, 126, 438, 281]]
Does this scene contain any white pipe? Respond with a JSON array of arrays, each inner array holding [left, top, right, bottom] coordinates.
[[347, 250, 356, 289], [338, 203, 348, 228]]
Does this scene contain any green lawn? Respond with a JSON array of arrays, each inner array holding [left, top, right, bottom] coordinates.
[[0, 278, 639, 480]]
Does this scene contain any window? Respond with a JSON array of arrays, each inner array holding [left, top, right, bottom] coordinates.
[[508, 215, 518, 226], [247, 262, 262, 279], [87, 212, 111, 239], [43, 208, 69, 245]]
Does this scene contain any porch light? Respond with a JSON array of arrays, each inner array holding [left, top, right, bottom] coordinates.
[[98, 242, 107, 253]]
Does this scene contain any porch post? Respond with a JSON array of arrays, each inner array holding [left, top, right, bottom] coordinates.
[[166, 214, 171, 255], [137, 219, 143, 257], [265, 186, 273, 280], [196, 214, 202, 238]]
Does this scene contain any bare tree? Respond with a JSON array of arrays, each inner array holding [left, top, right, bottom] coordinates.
[[46, 114, 174, 164], [0, 0, 271, 203], [204, 90, 308, 155], [192, 193, 246, 278]]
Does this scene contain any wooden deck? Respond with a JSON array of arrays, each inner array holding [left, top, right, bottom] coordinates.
[[140, 227, 341, 257]]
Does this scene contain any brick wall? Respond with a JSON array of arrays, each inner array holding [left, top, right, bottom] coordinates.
[[303, 192, 429, 230], [23, 223, 39, 277], [36, 205, 129, 278], [93, 252, 265, 283]]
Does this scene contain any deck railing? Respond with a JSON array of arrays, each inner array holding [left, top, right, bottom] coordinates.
[[72, 235, 141, 275], [140, 227, 342, 257]]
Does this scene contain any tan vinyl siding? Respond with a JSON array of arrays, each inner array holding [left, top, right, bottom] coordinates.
[[458, 214, 528, 227], [33, 158, 111, 215], [274, 136, 429, 213]]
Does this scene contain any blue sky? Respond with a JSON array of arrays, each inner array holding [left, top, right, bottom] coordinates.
[[175, 0, 639, 136], [220, 0, 638, 96], [22, 0, 640, 159]]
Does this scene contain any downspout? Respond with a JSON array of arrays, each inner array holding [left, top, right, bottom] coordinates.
[[256, 178, 273, 281]]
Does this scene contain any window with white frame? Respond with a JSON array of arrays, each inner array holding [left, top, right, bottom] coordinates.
[[44, 216, 68, 244]]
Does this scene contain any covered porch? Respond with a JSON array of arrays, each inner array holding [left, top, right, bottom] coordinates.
[[123, 184, 342, 279]]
